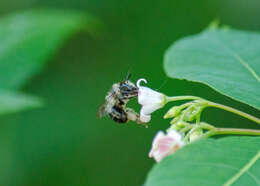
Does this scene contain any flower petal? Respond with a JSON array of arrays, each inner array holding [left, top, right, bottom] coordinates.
[[136, 78, 166, 123], [149, 129, 185, 162], [140, 112, 151, 123]]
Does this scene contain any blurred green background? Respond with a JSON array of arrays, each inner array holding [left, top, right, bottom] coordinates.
[[0, 0, 260, 186]]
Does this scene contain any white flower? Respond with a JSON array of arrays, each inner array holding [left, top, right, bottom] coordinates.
[[149, 129, 184, 162], [136, 79, 166, 123]]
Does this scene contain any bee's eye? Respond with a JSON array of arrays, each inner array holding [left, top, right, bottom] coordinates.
[[121, 85, 129, 91]]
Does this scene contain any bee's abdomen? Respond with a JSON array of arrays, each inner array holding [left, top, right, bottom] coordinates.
[[109, 106, 128, 123]]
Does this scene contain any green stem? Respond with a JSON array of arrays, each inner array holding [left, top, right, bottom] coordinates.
[[197, 131, 215, 140], [166, 96, 260, 125], [180, 125, 193, 134], [199, 126, 260, 140], [199, 122, 216, 130], [215, 128, 260, 136], [184, 126, 198, 142], [207, 102, 260, 124], [166, 96, 202, 102], [196, 113, 201, 124], [186, 122, 260, 143]]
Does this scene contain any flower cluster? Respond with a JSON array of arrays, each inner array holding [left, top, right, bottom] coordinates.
[[134, 78, 260, 163]]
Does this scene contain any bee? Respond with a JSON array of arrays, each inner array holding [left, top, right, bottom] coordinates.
[[98, 74, 145, 125]]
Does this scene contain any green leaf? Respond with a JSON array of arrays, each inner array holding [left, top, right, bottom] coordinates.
[[0, 91, 42, 115], [0, 9, 99, 90], [164, 28, 260, 110], [145, 136, 260, 186]]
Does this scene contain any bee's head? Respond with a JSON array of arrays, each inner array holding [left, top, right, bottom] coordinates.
[[119, 80, 138, 99]]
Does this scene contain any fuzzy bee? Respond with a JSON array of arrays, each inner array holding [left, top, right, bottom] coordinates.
[[98, 74, 145, 125]]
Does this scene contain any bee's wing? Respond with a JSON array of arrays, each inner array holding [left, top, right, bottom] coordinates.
[[98, 92, 115, 118], [97, 102, 108, 118]]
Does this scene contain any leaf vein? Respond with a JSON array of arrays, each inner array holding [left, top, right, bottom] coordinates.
[[213, 36, 260, 83], [223, 151, 260, 186]]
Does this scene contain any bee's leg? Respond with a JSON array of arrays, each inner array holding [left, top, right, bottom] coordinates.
[[109, 106, 128, 124], [125, 108, 148, 126]]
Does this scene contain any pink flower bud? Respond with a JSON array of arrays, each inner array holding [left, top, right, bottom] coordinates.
[[149, 129, 184, 162]]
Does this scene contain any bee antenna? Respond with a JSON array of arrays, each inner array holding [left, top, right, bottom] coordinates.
[[126, 71, 132, 81]]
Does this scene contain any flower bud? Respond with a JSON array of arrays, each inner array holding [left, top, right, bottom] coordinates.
[[183, 105, 202, 122], [149, 129, 185, 162], [189, 129, 203, 142], [164, 106, 181, 119], [170, 116, 181, 125], [167, 124, 181, 132]]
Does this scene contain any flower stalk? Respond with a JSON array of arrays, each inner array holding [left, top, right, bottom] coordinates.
[[207, 102, 260, 124], [182, 122, 260, 143], [166, 96, 260, 125]]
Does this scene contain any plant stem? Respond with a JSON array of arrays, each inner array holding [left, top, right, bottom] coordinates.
[[185, 122, 260, 143], [193, 127, 260, 142], [184, 126, 198, 142], [180, 125, 192, 134], [197, 131, 215, 140], [215, 128, 260, 136], [166, 95, 260, 125], [166, 96, 202, 102], [207, 102, 260, 124]]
